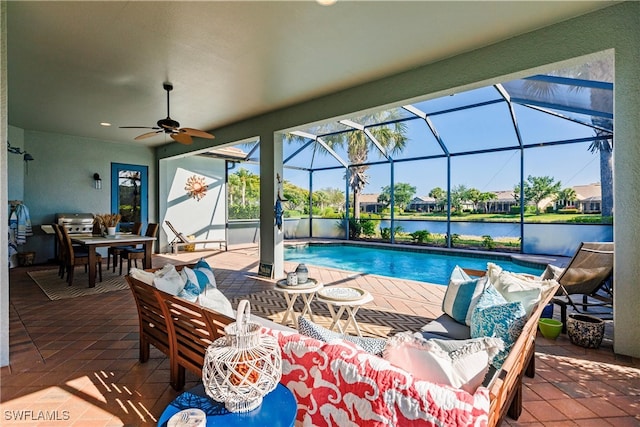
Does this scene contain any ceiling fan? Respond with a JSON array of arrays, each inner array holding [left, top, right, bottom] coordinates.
[[120, 82, 214, 145]]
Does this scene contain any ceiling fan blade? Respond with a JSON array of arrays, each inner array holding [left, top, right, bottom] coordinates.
[[171, 133, 193, 145], [181, 128, 215, 139], [134, 130, 162, 140], [120, 126, 160, 130]]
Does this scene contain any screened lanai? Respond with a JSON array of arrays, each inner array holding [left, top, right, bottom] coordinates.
[[214, 52, 613, 258]]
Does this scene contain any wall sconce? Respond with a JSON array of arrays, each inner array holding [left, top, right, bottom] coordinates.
[[93, 173, 102, 190], [7, 141, 35, 162]]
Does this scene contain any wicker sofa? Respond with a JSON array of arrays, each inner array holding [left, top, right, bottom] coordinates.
[[125, 265, 557, 426]]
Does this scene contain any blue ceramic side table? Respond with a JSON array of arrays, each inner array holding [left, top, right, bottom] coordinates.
[[157, 383, 297, 427]]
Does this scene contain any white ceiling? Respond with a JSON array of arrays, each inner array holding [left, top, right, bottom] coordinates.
[[7, 1, 611, 147]]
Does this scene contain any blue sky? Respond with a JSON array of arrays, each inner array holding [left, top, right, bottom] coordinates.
[[236, 83, 604, 198], [279, 105, 602, 197]]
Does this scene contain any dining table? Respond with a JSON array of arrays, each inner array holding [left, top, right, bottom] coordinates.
[[71, 234, 157, 287]]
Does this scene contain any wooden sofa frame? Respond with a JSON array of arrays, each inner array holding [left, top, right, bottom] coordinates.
[[126, 266, 557, 425], [126, 266, 233, 390], [486, 283, 558, 426]]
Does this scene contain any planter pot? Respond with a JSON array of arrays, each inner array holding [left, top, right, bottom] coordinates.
[[107, 227, 117, 236], [567, 313, 605, 349]]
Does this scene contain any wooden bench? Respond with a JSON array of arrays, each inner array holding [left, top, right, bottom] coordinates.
[[126, 268, 233, 390]]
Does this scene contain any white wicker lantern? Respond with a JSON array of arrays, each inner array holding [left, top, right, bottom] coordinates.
[[202, 300, 282, 413]]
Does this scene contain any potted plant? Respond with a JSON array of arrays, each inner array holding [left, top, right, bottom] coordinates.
[[96, 213, 121, 236]]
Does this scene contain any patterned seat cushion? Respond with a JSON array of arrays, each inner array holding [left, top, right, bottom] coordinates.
[[264, 328, 491, 427]]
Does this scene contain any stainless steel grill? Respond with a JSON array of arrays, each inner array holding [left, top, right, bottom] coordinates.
[[56, 213, 95, 234]]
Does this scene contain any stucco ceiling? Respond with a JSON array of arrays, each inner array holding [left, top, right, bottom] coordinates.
[[7, 1, 612, 147]]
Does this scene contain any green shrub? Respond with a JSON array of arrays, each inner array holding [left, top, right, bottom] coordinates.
[[229, 205, 260, 219], [558, 208, 580, 214], [482, 235, 496, 249], [284, 209, 302, 218], [410, 230, 430, 243], [360, 218, 377, 237], [546, 206, 556, 213], [509, 206, 521, 215], [380, 225, 403, 241]]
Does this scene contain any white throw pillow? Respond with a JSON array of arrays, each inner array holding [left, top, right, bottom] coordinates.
[[152, 265, 186, 295], [129, 268, 155, 285], [198, 288, 234, 318], [384, 332, 504, 393], [487, 262, 556, 317]]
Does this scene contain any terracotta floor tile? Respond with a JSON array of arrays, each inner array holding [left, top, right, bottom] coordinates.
[[575, 397, 629, 418], [523, 400, 567, 422], [549, 397, 598, 419]]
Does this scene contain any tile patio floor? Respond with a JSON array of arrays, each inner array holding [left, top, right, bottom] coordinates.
[[1, 245, 638, 426]]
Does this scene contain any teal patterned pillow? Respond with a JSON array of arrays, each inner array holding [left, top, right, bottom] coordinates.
[[470, 284, 526, 369]]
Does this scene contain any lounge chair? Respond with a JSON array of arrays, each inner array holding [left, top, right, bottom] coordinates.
[[165, 220, 227, 253], [545, 242, 613, 332]]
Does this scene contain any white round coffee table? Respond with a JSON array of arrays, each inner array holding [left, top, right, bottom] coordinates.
[[316, 287, 373, 337], [273, 278, 323, 326]]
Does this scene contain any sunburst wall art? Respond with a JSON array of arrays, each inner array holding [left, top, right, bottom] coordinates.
[[185, 175, 208, 201]]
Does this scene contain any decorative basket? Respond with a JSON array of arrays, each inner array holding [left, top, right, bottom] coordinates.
[[202, 300, 282, 413]]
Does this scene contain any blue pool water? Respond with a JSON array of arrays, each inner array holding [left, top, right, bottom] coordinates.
[[284, 244, 544, 285]]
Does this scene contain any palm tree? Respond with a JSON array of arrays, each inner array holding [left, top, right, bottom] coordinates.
[[521, 53, 613, 216], [556, 187, 577, 209], [289, 111, 408, 219]]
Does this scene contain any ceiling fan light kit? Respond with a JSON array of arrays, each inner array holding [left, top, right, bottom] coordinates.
[[120, 82, 215, 145]]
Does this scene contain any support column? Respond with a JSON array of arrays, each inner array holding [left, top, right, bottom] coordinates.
[[259, 132, 284, 279], [0, 2, 9, 367], [613, 36, 640, 357]]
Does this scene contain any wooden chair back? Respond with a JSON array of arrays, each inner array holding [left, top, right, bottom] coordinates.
[[125, 275, 171, 363]]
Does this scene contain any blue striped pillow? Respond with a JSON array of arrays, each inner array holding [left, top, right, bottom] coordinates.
[[442, 266, 487, 326]]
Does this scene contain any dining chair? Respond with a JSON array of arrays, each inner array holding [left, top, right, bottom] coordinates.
[[107, 222, 143, 272], [51, 224, 68, 278], [60, 225, 103, 286], [120, 223, 159, 275]]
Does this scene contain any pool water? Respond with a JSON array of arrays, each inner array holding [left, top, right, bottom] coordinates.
[[284, 244, 544, 285]]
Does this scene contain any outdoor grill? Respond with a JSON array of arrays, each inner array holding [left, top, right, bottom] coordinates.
[[56, 213, 95, 234]]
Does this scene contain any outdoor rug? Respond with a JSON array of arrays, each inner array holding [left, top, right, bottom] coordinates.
[[28, 268, 130, 301]]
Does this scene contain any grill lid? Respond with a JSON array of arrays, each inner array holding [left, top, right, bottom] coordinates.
[[56, 213, 96, 234]]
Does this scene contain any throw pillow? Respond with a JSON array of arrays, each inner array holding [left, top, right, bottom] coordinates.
[[442, 266, 488, 326], [384, 332, 504, 393], [297, 316, 387, 356], [470, 284, 526, 369], [194, 258, 217, 288], [152, 265, 186, 295], [198, 288, 234, 318], [129, 267, 155, 285], [181, 261, 215, 294], [177, 279, 200, 302]]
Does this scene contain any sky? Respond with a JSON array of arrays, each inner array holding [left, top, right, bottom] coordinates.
[[279, 104, 603, 198], [235, 82, 605, 199]]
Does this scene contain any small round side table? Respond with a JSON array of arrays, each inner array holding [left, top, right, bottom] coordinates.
[[157, 383, 297, 427], [273, 278, 323, 326]]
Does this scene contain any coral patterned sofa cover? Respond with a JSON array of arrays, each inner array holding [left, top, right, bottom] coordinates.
[[265, 329, 490, 427]]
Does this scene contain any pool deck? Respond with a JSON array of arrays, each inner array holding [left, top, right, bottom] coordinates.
[[2, 244, 636, 426]]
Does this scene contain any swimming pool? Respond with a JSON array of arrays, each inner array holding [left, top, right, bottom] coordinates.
[[284, 243, 544, 285]]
